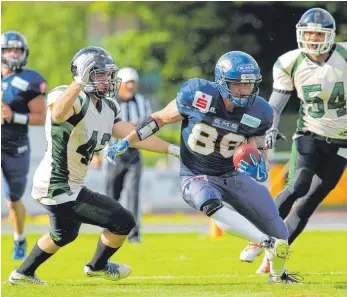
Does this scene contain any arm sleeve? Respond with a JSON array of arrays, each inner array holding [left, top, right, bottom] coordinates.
[[268, 91, 291, 128]]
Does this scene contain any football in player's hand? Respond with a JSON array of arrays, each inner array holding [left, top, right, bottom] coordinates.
[[233, 144, 261, 168]]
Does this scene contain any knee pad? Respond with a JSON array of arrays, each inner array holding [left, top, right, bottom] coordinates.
[[288, 168, 314, 196], [108, 208, 136, 236], [200, 199, 223, 217], [50, 229, 79, 247]]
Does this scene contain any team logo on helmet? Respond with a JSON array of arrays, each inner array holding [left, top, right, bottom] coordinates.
[[216, 59, 232, 72]]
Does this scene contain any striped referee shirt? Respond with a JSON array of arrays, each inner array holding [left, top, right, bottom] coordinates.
[[109, 94, 152, 147], [118, 93, 152, 125]]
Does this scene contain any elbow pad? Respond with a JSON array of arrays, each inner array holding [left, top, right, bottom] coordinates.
[[136, 116, 160, 141]]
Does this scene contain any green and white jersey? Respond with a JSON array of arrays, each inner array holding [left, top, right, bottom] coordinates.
[[273, 42, 347, 139], [32, 85, 121, 205]]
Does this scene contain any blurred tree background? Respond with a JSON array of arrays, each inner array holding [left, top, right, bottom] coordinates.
[[2, 1, 347, 113]]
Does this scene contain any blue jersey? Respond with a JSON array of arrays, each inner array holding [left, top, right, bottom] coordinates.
[[1, 69, 46, 151], [176, 78, 273, 176]]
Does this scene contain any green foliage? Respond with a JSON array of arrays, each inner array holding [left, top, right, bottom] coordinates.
[[98, 2, 261, 104], [1, 2, 88, 91]]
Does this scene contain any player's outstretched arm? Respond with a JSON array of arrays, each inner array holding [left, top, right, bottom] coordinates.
[[106, 99, 182, 162], [112, 121, 174, 154], [122, 99, 184, 146]]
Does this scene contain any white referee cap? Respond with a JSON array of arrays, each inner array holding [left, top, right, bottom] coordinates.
[[117, 67, 139, 83]]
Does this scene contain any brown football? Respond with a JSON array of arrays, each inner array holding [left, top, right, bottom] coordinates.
[[233, 144, 261, 168]]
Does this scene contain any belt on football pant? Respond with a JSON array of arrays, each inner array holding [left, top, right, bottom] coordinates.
[[306, 132, 347, 147]]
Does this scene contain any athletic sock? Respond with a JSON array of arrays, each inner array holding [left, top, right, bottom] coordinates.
[[88, 237, 120, 270], [17, 243, 54, 276]]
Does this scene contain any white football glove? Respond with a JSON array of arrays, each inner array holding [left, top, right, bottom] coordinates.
[[264, 127, 287, 149], [73, 53, 96, 85]]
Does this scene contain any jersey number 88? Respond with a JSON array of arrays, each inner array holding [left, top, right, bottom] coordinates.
[[188, 123, 245, 158]]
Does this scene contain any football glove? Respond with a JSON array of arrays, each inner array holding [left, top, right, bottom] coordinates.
[[238, 154, 268, 182], [106, 139, 130, 165], [73, 53, 96, 85], [264, 127, 287, 149]]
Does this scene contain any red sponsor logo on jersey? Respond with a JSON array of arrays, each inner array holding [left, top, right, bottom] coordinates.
[[192, 91, 212, 113]]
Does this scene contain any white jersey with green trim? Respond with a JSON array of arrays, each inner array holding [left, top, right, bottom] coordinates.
[[32, 85, 121, 205], [273, 42, 347, 140]]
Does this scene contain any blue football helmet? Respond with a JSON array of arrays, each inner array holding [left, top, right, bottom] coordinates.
[[1, 31, 29, 71], [296, 8, 336, 56], [215, 51, 262, 108]]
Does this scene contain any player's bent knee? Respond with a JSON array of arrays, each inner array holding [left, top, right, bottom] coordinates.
[[108, 208, 136, 236], [200, 199, 223, 216], [288, 168, 314, 196], [50, 230, 79, 247]]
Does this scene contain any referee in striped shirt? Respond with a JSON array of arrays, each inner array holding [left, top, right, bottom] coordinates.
[[92, 67, 152, 243]]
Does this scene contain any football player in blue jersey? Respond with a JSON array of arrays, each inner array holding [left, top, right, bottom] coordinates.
[[1, 31, 47, 260], [107, 51, 301, 284]]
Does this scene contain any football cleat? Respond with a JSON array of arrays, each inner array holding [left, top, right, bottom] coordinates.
[[8, 270, 46, 285], [84, 262, 131, 281], [256, 256, 270, 274], [12, 239, 27, 260], [268, 270, 303, 284], [239, 242, 264, 262]]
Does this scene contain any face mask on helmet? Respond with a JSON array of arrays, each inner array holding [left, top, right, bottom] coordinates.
[[1, 32, 29, 71], [215, 54, 262, 108], [296, 27, 335, 56], [84, 65, 121, 99], [296, 8, 336, 56]]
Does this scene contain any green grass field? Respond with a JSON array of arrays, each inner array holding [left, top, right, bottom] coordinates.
[[2, 231, 347, 297]]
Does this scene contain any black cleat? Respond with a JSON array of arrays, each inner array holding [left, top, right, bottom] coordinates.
[[268, 270, 303, 284]]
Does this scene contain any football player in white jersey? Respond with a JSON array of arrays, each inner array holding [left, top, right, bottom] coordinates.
[[240, 8, 347, 274], [8, 46, 180, 285]]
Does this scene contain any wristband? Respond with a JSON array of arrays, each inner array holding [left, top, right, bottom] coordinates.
[[136, 116, 160, 141], [12, 113, 29, 125], [168, 144, 180, 158]]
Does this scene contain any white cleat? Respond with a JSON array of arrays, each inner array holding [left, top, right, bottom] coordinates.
[[239, 242, 264, 263], [8, 270, 46, 285], [84, 262, 131, 281], [256, 256, 270, 274]]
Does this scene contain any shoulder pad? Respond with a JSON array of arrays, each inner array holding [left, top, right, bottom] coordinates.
[[275, 49, 304, 76]]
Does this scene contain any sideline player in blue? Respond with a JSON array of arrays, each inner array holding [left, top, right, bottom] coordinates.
[[1, 31, 47, 260], [107, 51, 301, 284]]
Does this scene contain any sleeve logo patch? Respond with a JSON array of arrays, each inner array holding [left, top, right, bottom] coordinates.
[[240, 113, 261, 128], [11, 76, 29, 91], [192, 91, 212, 113]]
